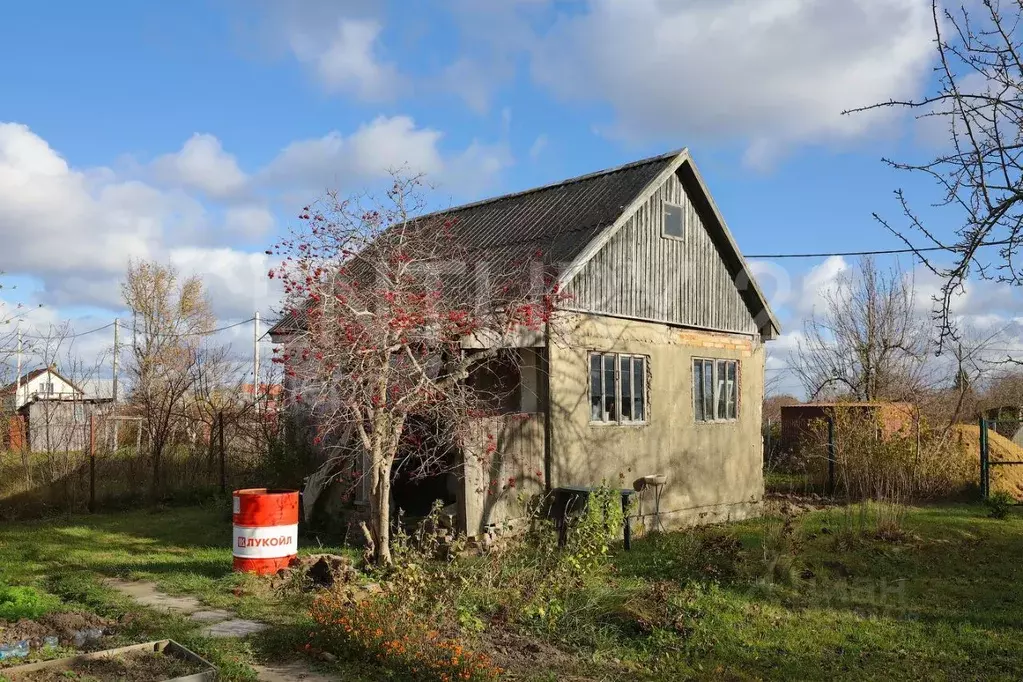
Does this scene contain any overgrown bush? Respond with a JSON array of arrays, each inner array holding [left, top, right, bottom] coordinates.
[[614, 528, 743, 585], [796, 408, 974, 502], [311, 590, 502, 681], [985, 491, 1015, 520], [0, 584, 61, 621]]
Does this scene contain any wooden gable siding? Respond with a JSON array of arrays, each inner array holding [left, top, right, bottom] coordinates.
[[564, 170, 760, 336]]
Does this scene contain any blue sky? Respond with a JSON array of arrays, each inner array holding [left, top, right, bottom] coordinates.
[[1, 0, 1020, 395]]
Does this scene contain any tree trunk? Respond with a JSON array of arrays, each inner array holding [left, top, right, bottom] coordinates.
[[370, 458, 393, 565]]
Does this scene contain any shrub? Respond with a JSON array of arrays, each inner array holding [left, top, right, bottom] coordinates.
[[985, 491, 1015, 520], [311, 590, 502, 682], [615, 528, 743, 585], [795, 407, 974, 502], [0, 584, 61, 621]]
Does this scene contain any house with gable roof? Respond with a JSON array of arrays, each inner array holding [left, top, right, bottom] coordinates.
[[271, 149, 779, 535]]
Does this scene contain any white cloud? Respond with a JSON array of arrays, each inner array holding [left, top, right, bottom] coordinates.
[[225, 204, 275, 238], [794, 256, 849, 316], [0, 123, 164, 282], [151, 133, 248, 199], [258, 115, 508, 200], [442, 139, 514, 198], [0, 123, 270, 318], [169, 247, 277, 320], [289, 18, 403, 101], [528, 134, 548, 161], [259, 116, 442, 194], [531, 0, 936, 165], [440, 58, 497, 114]]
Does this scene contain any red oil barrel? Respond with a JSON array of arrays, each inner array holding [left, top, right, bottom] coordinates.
[[232, 488, 299, 575]]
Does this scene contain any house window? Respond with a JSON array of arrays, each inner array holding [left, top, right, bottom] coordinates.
[[590, 352, 647, 424], [663, 202, 685, 239], [42, 382, 54, 396], [693, 359, 738, 422]]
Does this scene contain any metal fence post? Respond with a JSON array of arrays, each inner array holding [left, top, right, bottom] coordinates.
[[218, 412, 227, 494], [980, 417, 989, 499], [88, 413, 96, 513], [827, 417, 836, 496]]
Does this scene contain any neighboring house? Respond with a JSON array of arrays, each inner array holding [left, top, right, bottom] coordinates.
[[270, 149, 780, 535], [1, 366, 111, 453], [21, 396, 111, 453], [781, 402, 917, 453], [1, 365, 84, 412], [240, 383, 284, 413]]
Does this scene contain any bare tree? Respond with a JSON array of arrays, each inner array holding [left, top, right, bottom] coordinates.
[[271, 173, 564, 564], [795, 258, 931, 401], [121, 259, 217, 498], [0, 273, 30, 451], [849, 1, 1023, 346]]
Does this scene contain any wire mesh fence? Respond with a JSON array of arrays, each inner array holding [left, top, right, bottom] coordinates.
[[0, 411, 288, 521]]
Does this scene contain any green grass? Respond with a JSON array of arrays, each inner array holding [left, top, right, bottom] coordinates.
[[0, 498, 370, 680], [3, 501, 1023, 680], [601, 504, 1023, 681]]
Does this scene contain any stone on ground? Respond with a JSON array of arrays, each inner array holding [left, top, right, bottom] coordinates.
[[189, 609, 234, 622], [253, 662, 337, 681], [104, 578, 202, 613], [201, 618, 268, 638]]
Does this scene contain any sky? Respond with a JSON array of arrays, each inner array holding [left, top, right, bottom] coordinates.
[[0, 0, 1021, 397]]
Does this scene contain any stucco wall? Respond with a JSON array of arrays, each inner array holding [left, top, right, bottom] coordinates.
[[548, 312, 764, 529]]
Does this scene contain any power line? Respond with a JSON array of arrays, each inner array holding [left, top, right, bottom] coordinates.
[[21, 318, 255, 341], [156, 317, 256, 339], [22, 322, 115, 340], [746, 238, 1013, 260]]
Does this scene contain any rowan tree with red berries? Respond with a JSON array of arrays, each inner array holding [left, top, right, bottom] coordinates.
[[269, 173, 566, 564]]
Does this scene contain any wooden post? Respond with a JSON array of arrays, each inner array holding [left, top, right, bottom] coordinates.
[[89, 413, 96, 513], [980, 417, 989, 499], [826, 417, 836, 497], [218, 412, 226, 494]]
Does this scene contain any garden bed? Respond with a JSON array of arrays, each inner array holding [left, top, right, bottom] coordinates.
[[0, 641, 214, 682]]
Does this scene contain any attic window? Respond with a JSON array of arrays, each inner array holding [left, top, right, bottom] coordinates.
[[663, 203, 685, 239]]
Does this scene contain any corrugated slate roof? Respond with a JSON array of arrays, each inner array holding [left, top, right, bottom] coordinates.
[[269, 150, 678, 337], [413, 149, 677, 260]]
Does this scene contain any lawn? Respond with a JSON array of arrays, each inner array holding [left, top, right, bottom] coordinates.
[[1, 500, 1022, 680], [0, 501, 370, 680]]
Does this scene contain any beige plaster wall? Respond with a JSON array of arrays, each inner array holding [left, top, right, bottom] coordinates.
[[548, 312, 765, 529]]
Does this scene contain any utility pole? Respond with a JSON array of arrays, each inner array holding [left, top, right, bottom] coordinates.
[[111, 319, 119, 451], [112, 318, 119, 404], [14, 325, 22, 409], [253, 312, 260, 391]]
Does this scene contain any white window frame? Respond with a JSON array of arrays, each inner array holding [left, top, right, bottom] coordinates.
[[589, 352, 648, 425], [693, 358, 739, 423], [662, 202, 686, 240]]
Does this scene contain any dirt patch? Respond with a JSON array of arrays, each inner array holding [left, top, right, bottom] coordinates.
[[273, 555, 358, 591], [481, 627, 596, 679], [0, 612, 116, 647], [764, 493, 832, 517], [3, 649, 205, 681]]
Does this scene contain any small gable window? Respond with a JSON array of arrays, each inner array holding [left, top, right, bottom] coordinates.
[[663, 202, 685, 239]]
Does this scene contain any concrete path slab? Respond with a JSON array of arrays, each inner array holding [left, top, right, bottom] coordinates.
[[201, 618, 269, 638], [104, 578, 202, 613], [189, 609, 235, 623], [253, 662, 337, 681]]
